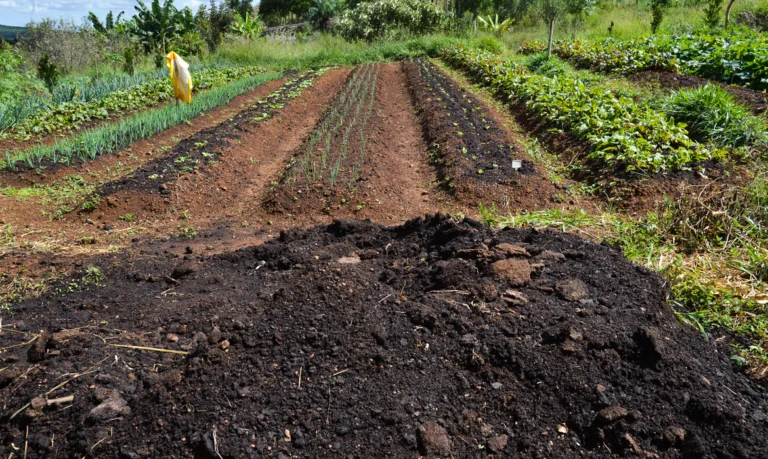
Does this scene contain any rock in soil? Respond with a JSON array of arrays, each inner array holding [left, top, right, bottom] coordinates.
[[1, 214, 767, 458], [417, 421, 452, 455]]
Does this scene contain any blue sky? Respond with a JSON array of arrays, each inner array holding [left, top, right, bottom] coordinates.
[[0, 0, 230, 27]]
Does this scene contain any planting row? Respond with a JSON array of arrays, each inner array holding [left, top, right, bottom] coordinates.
[[519, 29, 768, 91], [403, 57, 554, 210], [265, 64, 380, 213], [442, 46, 722, 176], [0, 66, 265, 141], [2, 72, 282, 171], [97, 70, 325, 201]]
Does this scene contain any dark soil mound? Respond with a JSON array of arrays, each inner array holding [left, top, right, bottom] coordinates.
[[2, 215, 767, 458]]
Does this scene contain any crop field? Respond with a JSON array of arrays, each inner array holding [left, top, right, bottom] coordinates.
[[3, 6, 768, 456]]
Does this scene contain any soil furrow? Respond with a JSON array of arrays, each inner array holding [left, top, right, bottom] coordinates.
[[89, 68, 352, 226], [261, 63, 466, 224], [404, 58, 558, 212]]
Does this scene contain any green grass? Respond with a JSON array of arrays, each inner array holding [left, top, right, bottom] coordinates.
[[213, 33, 505, 70], [2, 72, 282, 170], [658, 85, 768, 149]]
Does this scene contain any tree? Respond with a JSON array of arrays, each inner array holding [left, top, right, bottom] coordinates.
[[133, 0, 182, 55], [478, 14, 514, 35], [538, 0, 566, 60], [651, 0, 671, 34], [307, 0, 343, 31], [259, 0, 312, 24], [88, 10, 125, 35], [195, 0, 234, 53], [227, 0, 253, 20], [725, 0, 737, 27], [704, 0, 724, 28]]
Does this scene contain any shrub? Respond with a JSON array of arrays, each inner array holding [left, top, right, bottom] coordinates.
[[734, 0, 768, 31], [704, 0, 725, 28], [525, 52, 569, 77], [0, 42, 43, 106], [476, 36, 504, 54], [37, 54, 60, 93], [18, 18, 126, 75], [123, 48, 135, 75], [659, 85, 768, 148], [336, 0, 451, 42]]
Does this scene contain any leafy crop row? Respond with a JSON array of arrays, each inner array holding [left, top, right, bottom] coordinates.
[[1, 66, 265, 141], [2, 72, 282, 171], [442, 46, 721, 175], [520, 29, 768, 91]]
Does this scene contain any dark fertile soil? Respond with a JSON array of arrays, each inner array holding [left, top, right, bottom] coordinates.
[[2, 214, 766, 458], [629, 71, 768, 115], [404, 58, 557, 211]]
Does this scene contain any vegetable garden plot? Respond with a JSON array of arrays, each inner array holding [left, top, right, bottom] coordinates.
[[95, 71, 325, 203], [0, 66, 266, 145], [2, 215, 768, 458], [441, 46, 721, 177], [520, 31, 768, 92], [403, 57, 556, 210], [264, 64, 380, 214], [1, 72, 282, 172]]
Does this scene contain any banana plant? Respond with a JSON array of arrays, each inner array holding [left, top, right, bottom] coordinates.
[[231, 12, 264, 40], [478, 14, 514, 35]]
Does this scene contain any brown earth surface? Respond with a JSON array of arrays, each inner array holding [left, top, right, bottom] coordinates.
[[1, 61, 766, 459], [264, 63, 462, 222], [1, 215, 767, 458], [0, 77, 289, 189], [404, 58, 559, 213]]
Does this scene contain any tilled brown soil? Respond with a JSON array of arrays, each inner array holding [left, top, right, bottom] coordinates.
[[404, 58, 557, 212], [629, 71, 768, 114], [2, 215, 766, 458]]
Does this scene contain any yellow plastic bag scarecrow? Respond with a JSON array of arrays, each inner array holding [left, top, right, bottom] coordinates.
[[166, 51, 193, 104]]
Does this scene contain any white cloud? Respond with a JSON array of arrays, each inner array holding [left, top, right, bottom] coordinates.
[[0, 0, 224, 26]]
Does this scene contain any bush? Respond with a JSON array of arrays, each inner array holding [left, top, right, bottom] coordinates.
[[0, 42, 43, 106], [37, 53, 60, 93], [659, 85, 768, 148], [734, 0, 768, 31], [336, 0, 451, 42], [525, 53, 569, 77], [17, 18, 128, 75], [476, 36, 504, 54]]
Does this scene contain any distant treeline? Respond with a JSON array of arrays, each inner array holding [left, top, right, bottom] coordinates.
[[0, 25, 27, 43]]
